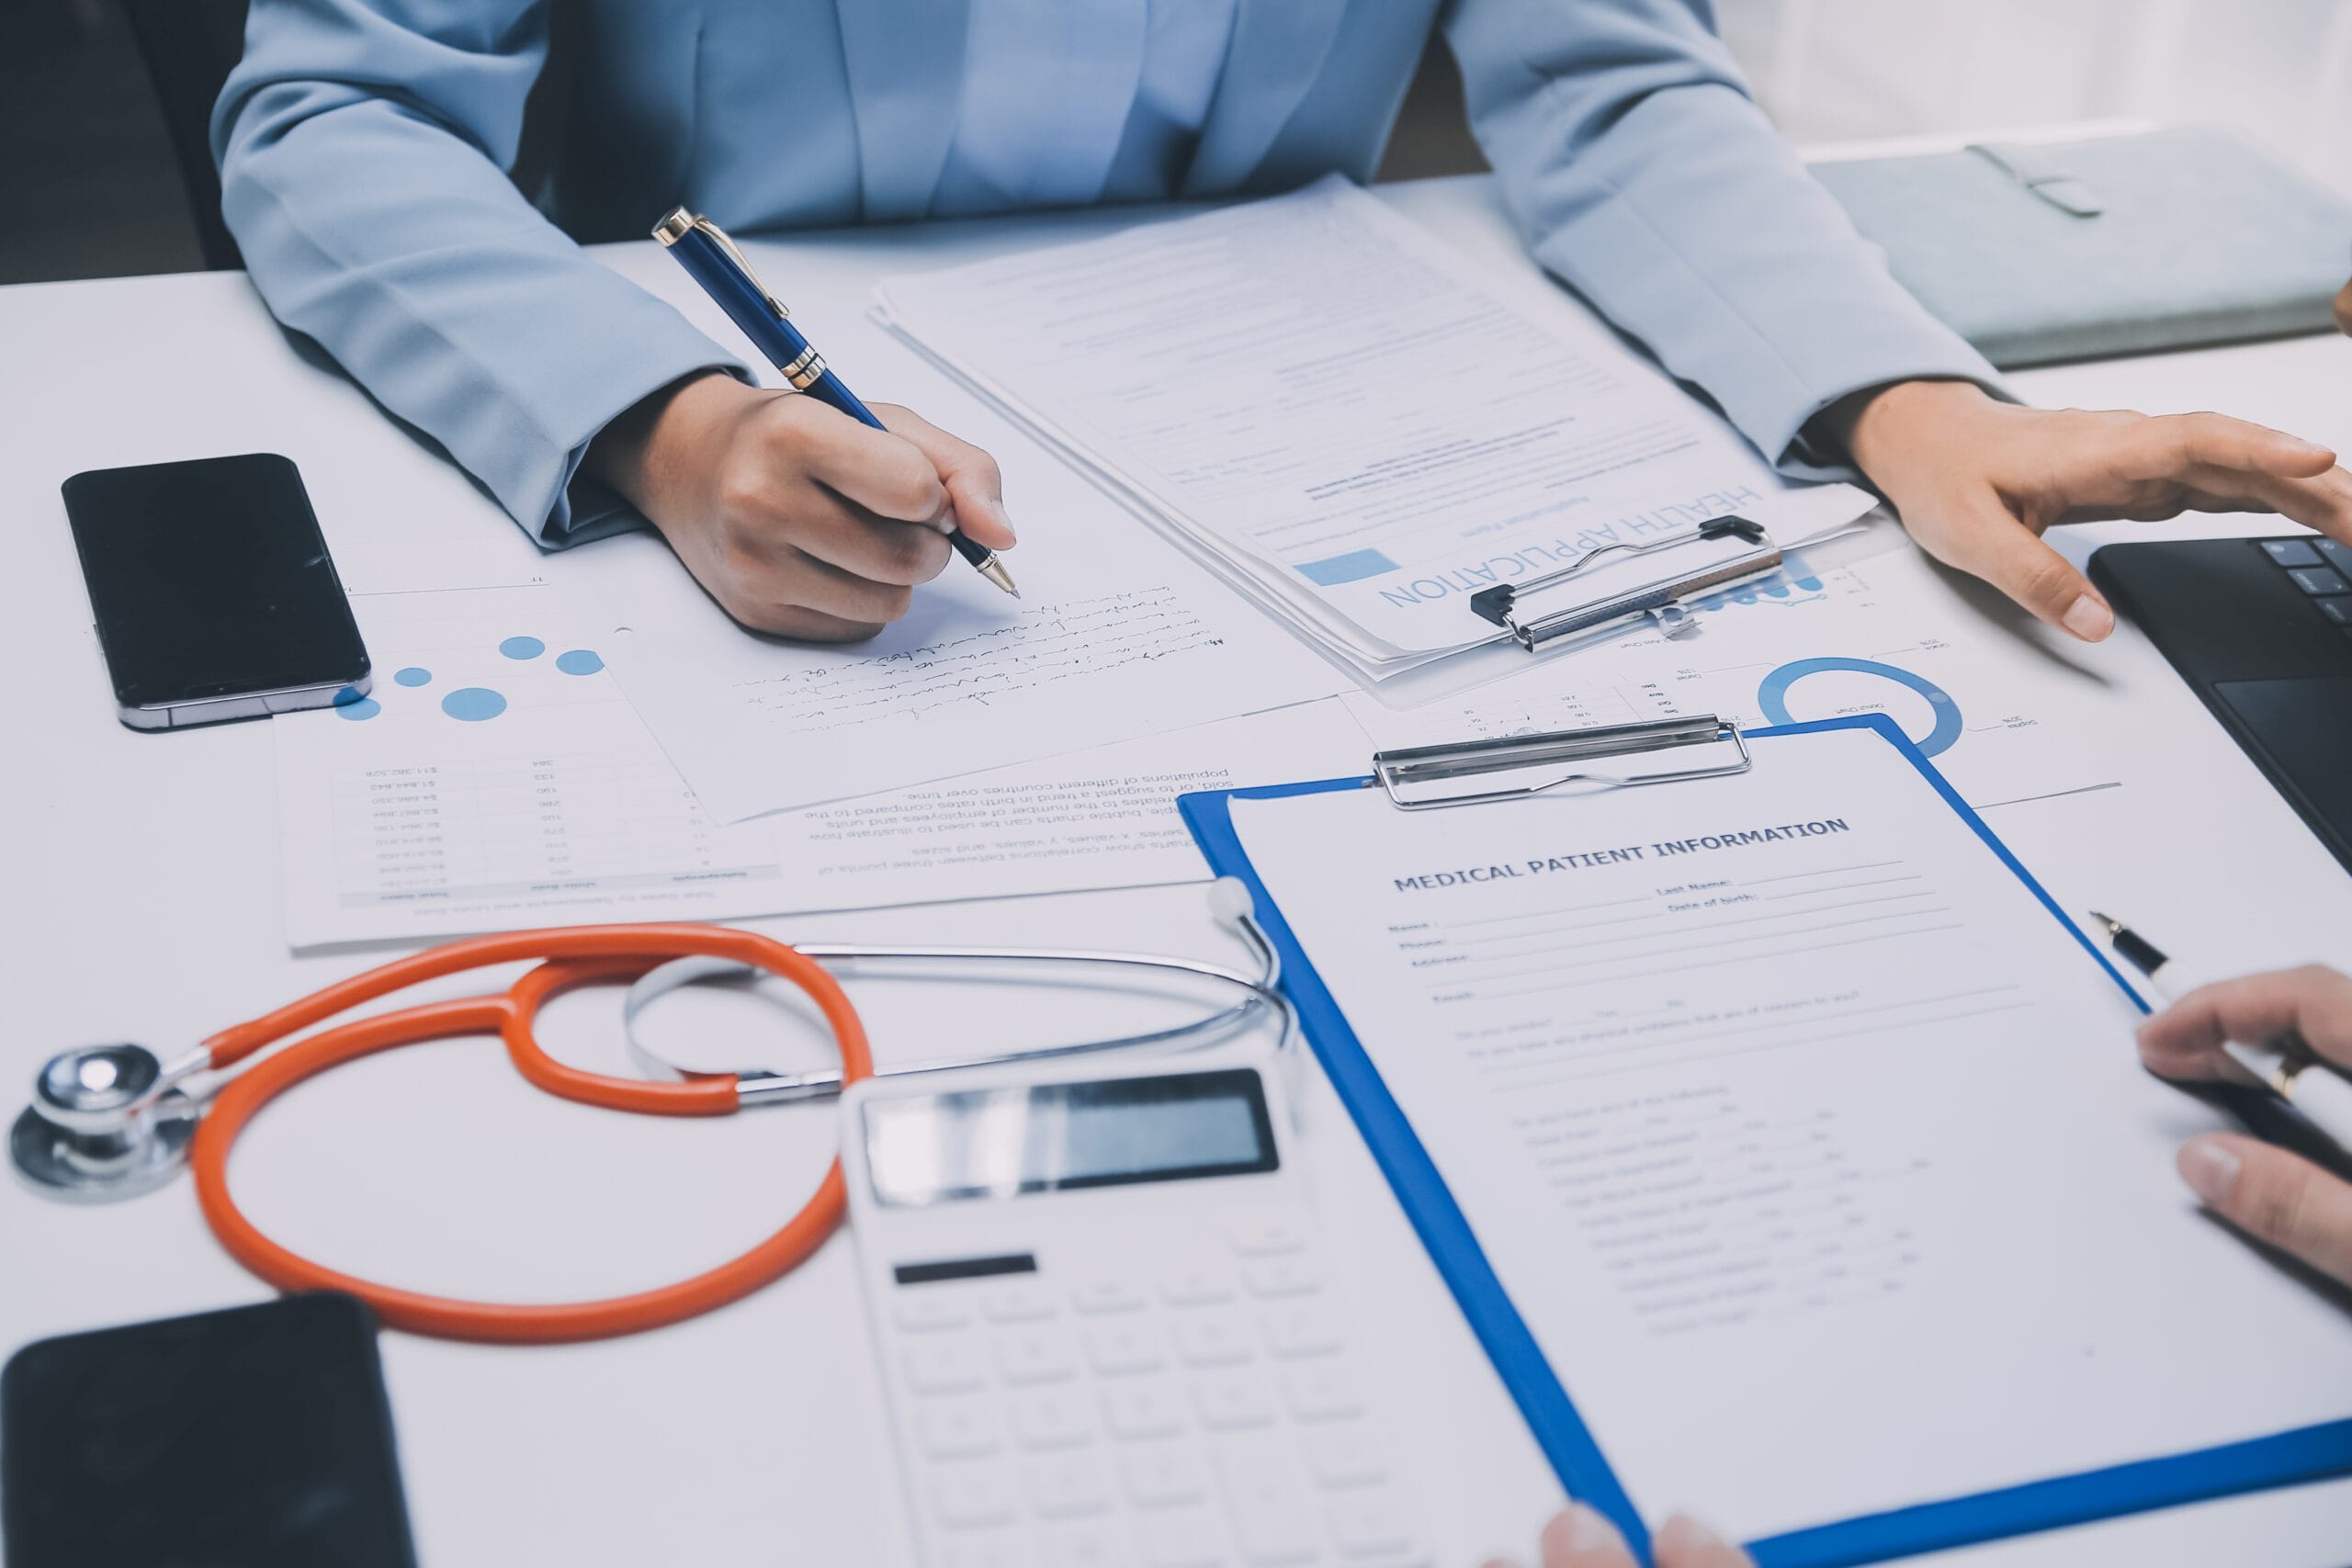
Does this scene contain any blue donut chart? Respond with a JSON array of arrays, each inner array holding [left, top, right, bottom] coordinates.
[[1757, 657, 1963, 758]]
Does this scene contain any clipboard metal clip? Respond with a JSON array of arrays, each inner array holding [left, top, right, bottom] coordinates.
[[1468, 516, 1782, 652], [1371, 713, 1751, 810]]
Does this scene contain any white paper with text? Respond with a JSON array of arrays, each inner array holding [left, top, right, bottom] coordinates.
[[1222, 723, 2352, 1540]]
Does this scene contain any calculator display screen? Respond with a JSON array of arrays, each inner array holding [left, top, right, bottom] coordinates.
[[861, 1068, 1277, 1207]]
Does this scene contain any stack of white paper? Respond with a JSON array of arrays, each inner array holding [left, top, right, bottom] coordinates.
[[876, 177, 1876, 700]]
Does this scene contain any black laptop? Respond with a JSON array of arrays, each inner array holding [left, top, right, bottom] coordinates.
[[2090, 535, 2352, 873]]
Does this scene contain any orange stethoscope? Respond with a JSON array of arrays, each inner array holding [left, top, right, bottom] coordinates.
[[10, 893, 1286, 1345]]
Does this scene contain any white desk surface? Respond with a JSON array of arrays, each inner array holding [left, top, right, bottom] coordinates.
[[4, 174, 2349, 1566]]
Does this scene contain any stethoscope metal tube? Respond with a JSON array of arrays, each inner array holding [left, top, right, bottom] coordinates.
[[623, 883, 1294, 1103]]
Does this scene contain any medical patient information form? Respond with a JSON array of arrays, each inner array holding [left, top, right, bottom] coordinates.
[[1208, 722, 2352, 1546]]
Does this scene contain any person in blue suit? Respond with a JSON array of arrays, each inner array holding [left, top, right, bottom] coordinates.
[[212, 1, 2352, 642]]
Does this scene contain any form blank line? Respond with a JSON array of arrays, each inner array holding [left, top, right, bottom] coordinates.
[[1480, 983, 2026, 1075], [1761, 874, 1922, 900], [1451, 889, 1939, 964], [1736, 860, 1901, 888], [1446, 909, 1671, 948], [1442, 892, 1660, 930], [1473, 921, 1967, 1001], [1500, 998, 2033, 1089], [1460, 908, 1955, 985]]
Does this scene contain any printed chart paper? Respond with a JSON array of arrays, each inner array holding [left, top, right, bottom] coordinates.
[[275, 586, 1367, 946], [555, 472, 1343, 823]]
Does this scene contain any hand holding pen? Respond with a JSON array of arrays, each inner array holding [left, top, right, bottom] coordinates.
[[2094, 915, 2352, 1290], [580, 213, 1017, 641]]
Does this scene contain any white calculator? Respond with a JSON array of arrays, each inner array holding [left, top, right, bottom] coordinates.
[[842, 1049, 1430, 1568]]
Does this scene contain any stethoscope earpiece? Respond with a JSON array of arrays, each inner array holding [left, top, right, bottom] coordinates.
[[11, 1043, 201, 1202]]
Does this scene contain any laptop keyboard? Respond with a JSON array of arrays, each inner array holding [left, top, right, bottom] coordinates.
[[2257, 537, 2352, 631]]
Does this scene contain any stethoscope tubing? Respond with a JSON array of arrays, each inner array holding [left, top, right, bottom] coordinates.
[[623, 941, 1294, 1104], [14, 897, 1294, 1342]]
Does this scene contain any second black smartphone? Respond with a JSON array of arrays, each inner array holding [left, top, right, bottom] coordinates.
[[2, 1293, 418, 1568]]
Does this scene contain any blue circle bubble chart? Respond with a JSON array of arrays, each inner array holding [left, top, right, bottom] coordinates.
[[1756, 657, 1962, 757], [333, 688, 380, 721], [555, 649, 605, 675], [499, 636, 546, 660], [441, 687, 509, 722], [393, 666, 433, 687]]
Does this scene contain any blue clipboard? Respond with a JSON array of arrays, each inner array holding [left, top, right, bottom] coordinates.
[[1179, 715, 2352, 1566]]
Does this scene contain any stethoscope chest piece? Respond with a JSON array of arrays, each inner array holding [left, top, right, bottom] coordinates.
[[10, 1043, 199, 1203]]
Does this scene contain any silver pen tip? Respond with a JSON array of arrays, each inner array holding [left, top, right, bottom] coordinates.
[[978, 556, 1020, 597], [2085, 910, 2121, 938]]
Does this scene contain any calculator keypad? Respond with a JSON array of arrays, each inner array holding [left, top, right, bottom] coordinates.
[[884, 1224, 1423, 1568]]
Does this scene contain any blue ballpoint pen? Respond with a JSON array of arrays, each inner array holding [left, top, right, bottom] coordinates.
[[652, 208, 1018, 597]]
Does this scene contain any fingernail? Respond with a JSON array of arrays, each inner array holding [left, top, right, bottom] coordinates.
[[2180, 1137, 2241, 1205], [987, 498, 1017, 542], [2061, 594, 2114, 641], [1657, 1515, 1731, 1553], [1564, 1504, 1624, 1551]]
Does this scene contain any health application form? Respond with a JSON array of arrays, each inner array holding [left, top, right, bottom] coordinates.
[[1206, 722, 2352, 1550]]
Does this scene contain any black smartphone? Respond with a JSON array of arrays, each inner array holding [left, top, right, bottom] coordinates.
[[2, 1293, 417, 1568], [62, 453, 370, 729]]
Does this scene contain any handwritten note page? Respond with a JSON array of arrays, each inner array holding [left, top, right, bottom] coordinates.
[[554, 436, 1344, 821], [741, 589, 1221, 734]]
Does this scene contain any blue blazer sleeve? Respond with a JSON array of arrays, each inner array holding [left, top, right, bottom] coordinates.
[[211, 0, 749, 545], [1443, 0, 2006, 481]]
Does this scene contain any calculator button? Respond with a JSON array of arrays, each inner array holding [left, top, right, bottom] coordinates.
[[1215, 1437, 1321, 1565], [2320, 539, 2352, 572], [996, 1327, 1079, 1385], [1303, 1425, 1389, 1488], [933, 1529, 1030, 1568], [2319, 597, 2352, 625], [2262, 539, 2324, 568], [903, 1340, 989, 1395], [1072, 1279, 1152, 1315], [1228, 1220, 1311, 1257], [1282, 1363, 1364, 1422], [931, 1461, 1021, 1528], [918, 1397, 1006, 1460], [1261, 1303, 1343, 1359], [1327, 1494, 1417, 1559], [2288, 566, 2349, 596], [893, 1292, 975, 1333], [1160, 1267, 1239, 1306], [1043, 1521, 1137, 1568], [1027, 1453, 1115, 1518], [1172, 1312, 1256, 1367], [982, 1280, 1058, 1323], [1192, 1370, 1278, 1431], [1119, 1441, 1213, 1507], [1086, 1319, 1171, 1375], [1102, 1378, 1190, 1440], [1013, 1386, 1097, 1450], [1241, 1257, 1321, 1299], [1139, 1504, 1233, 1568]]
